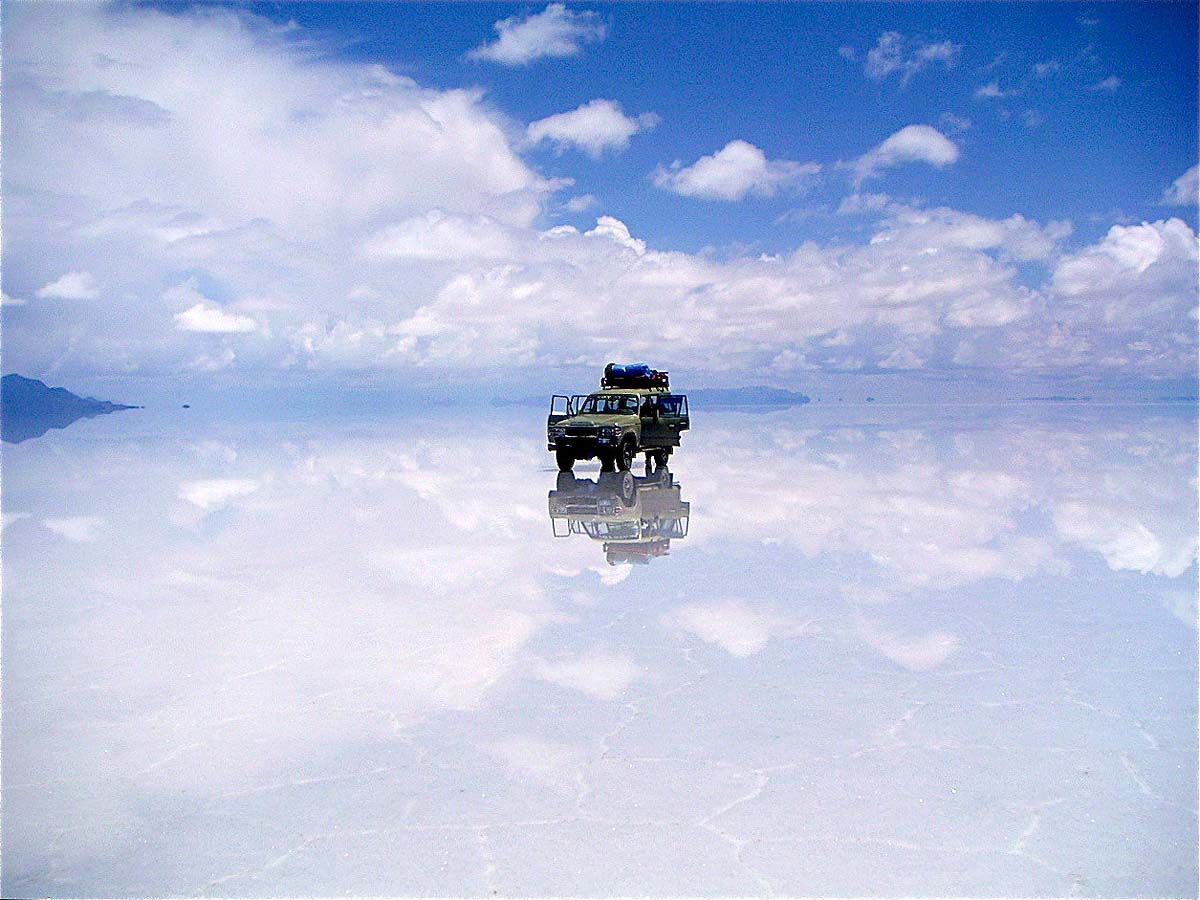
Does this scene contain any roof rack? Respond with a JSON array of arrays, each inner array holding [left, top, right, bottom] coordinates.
[[602, 362, 670, 389]]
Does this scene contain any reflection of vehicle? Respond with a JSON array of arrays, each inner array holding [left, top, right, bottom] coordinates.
[[548, 468, 690, 566], [548, 363, 689, 473]]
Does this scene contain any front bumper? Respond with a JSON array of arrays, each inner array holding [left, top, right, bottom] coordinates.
[[548, 435, 619, 454]]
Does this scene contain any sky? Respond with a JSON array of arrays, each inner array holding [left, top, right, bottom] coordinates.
[[1, 1, 1197, 397]]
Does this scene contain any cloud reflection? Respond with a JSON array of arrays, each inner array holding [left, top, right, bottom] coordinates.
[[1, 405, 1195, 895]]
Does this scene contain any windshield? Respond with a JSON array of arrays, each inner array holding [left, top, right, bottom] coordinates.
[[581, 521, 642, 540], [579, 394, 638, 415]]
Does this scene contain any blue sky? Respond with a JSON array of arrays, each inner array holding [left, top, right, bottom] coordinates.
[[281, 2, 1197, 250], [2, 2, 1197, 393]]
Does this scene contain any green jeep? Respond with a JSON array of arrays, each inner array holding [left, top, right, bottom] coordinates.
[[547, 364, 690, 473]]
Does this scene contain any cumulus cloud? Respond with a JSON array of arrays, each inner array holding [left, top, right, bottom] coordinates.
[[878, 347, 926, 369], [564, 194, 599, 213], [174, 303, 257, 334], [2, 3, 1194, 384], [363, 211, 518, 261], [178, 478, 260, 510], [862, 31, 961, 84], [994, 218, 1198, 374], [974, 81, 1007, 100], [467, 3, 606, 65], [853, 125, 959, 183], [527, 99, 658, 158], [43, 516, 106, 543], [36, 271, 99, 300], [653, 140, 820, 201], [1161, 165, 1198, 207]]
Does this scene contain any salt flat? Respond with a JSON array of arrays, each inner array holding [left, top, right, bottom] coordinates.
[[2, 402, 1195, 897]]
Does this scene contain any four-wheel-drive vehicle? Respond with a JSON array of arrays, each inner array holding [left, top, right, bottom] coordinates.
[[547, 364, 689, 473], [548, 469, 690, 566]]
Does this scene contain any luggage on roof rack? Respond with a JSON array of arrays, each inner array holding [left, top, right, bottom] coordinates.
[[602, 363, 669, 389]]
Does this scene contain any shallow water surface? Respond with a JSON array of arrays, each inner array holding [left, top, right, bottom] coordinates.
[[2, 403, 1196, 896]]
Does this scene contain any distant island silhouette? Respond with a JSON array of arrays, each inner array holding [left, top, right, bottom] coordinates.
[[685, 386, 811, 408], [1, 374, 140, 444], [498, 386, 811, 409]]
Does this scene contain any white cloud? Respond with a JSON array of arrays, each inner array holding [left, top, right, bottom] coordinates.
[[528, 99, 658, 158], [363, 211, 518, 261], [1033, 60, 1061, 78], [1088, 76, 1121, 92], [939, 112, 972, 133], [179, 478, 260, 510], [174, 303, 257, 334], [994, 218, 1198, 375], [878, 348, 926, 369], [653, 140, 820, 201], [974, 80, 1011, 100], [36, 271, 99, 300], [43, 516, 105, 543], [837, 192, 893, 215], [564, 194, 599, 213], [534, 650, 641, 700], [7, 5, 546, 237], [467, 3, 606, 65], [2, 292, 28, 307], [863, 31, 961, 84], [854, 125, 959, 182], [1161, 165, 1198, 207], [2, 4, 1194, 384]]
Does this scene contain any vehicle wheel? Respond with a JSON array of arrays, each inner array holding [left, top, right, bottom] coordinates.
[[556, 449, 574, 472], [618, 471, 636, 505], [616, 438, 636, 471], [652, 449, 670, 469], [597, 451, 616, 472]]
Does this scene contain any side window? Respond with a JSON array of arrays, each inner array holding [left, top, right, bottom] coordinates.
[[659, 396, 682, 416]]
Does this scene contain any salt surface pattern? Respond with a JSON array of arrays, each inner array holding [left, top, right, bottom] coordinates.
[[2, 403, 1196, 896]]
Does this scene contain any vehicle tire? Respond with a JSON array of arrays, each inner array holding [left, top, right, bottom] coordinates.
[[597, 450, 616, 472], [616, 438, 636, 471], [556, 449, 574, 472], [618, 471, 636, 505], [652, 449, 670, 469]]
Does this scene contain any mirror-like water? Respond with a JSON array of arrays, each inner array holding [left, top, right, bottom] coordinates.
[[2, 403, 1196, 896]]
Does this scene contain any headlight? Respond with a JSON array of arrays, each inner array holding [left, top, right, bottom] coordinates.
[[549, 426, 566, 437], [599, 426, 620, 437]]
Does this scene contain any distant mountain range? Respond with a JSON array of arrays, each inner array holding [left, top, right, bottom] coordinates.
[[498, 386, 812, 409], [686, 386, 811, 407], [1, 374, 139, 443]]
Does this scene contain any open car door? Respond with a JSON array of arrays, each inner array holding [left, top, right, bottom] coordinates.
[[641, 394, 689, 446], [548, 395, 574, 427]]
